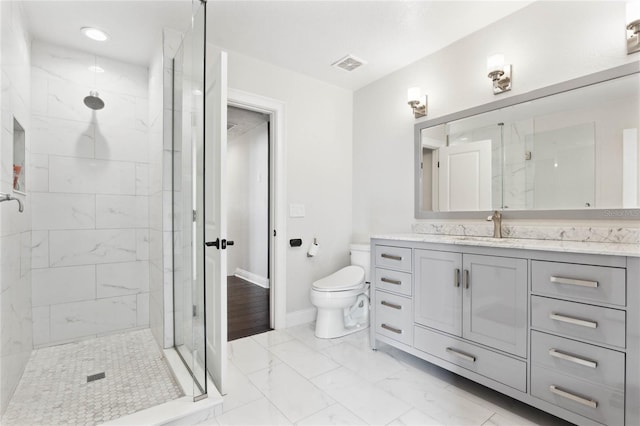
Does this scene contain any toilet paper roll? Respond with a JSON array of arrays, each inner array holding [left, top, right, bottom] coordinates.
[[307, 242, 320, 257]]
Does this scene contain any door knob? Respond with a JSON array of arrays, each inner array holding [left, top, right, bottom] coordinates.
[[205, 238, 220, 249]]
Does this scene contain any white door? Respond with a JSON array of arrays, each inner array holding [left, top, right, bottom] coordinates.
[[204, 50, 228, 395], [438, 140, 492, 211]]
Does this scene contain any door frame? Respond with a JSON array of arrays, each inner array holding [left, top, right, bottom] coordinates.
[[227, 88, 287, 330]]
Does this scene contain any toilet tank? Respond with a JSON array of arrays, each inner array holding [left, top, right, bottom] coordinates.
[[349, 243, 371, 283]]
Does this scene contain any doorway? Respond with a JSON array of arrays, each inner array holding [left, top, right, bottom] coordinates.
[[226, 106, 271, 341]]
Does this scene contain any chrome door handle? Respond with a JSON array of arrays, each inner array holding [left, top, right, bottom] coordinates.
[[549, 313, 598, 329], [549, 349, 597, 368], [381, 324, 402, 334], [446, 347, 476, 362], [380, 301, 402, 310], [381, 277, 402, 285], [549, 385, 598, 408], [550, 276, 598, 288], [381, 253, 402, 261]]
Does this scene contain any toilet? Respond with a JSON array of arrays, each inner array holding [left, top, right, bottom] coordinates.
[[310, 243, 370, 339]]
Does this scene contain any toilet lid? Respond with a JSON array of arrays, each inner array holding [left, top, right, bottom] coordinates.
[[312, 266, 365, 291]]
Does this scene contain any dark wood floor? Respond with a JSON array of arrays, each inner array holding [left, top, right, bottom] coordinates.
[[227, 275, 271, 341]]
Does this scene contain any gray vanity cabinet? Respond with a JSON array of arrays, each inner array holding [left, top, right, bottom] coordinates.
[[414, 249, 527, 357]]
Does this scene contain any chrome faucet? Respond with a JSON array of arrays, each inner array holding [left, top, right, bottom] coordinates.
[[487, 210, 502, 238], [0, 192, 24, 213]]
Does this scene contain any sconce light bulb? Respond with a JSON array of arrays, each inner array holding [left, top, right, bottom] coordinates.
[[407, 87, 421, 103], [628, 1, 640, 27], [486, 53, 505, 75]]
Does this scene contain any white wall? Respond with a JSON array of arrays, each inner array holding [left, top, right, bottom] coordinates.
[[29, 41, 150, 347], [0, 0, 31, 414], [213, 46, 354, 318], [353, 1, 638, 240], [227, 122, 269, 286]]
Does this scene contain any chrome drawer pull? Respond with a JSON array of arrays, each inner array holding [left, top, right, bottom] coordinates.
[[381, 253, 402, 261], [381, 301, 402, 310], [549, 349, 598, 369], [550, 276, 599, 288], [463, 269, 470, 289], [549, 313, 598, 329], [381, 324, 402, 334], [454, 268, 460, 288], [445, 347, 476, 363], [381, 277, 402, 285], [549, 385, 598, 409]]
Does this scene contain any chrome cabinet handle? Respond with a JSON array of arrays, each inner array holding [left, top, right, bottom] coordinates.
[[381, 277, 402, 285], [445, 347, 476, 362], [381, 324, 402, 334], [550, 276, 598, 288], [549, 313, 598, 329], [454, 268, 460, 288], [549, 385, 598, 409], [381, 253, 402, 261], [549, 349, 598, 369], [381, 301, 402, 310], [463, 269, 470, 289]]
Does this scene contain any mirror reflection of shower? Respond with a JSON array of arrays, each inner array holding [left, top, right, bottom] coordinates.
[[84, 55, 105, 110]]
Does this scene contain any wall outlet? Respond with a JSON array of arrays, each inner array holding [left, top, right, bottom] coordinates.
[[289, 203, 305, 218]]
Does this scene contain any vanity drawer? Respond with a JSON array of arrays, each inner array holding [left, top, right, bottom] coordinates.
[[375, 245, 412, 272], [532, 260, 626, 306], [531, 364, 624, 426], [375, 291, 412, 345], [414, 326, 526, 392], [531, 296, 626, 348], [374, 268, 412, 296], [531, 331, 625, 391]]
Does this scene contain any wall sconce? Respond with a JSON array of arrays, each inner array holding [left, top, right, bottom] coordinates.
[[486, 53, 512, 94], [627, 1, 640, 54], [407, 87, 427, 118]]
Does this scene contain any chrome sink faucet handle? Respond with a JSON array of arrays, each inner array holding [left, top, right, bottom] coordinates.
[[486, 210, 502, 238], [0, 192, 24, 213]]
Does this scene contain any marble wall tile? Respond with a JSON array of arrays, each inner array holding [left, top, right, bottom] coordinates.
[[96, 194, 148, 229], [135, 97, 149, 131], [31, 230, 48, 269], [97, 260, 149, 298], [137, 293, 150, 327], [49, 156, 136, 195], [49, 295, 137, 343], [136, 228, 150, 261], [31, 192, 95, 230], [30, 153, 49, 192], [49, 229, 136, 267], [32, 306, 50, 347], [32, 265, 96, 307], [30, 115, 94, 158], [20, 231, 31, 278], [95, 125, 148, 163], [135, 163, 149, 196]]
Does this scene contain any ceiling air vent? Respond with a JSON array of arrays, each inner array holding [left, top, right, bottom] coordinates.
[[332, 54, 366, 72]]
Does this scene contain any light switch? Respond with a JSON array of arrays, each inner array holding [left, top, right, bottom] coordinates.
[[289, 203, 305, 218]]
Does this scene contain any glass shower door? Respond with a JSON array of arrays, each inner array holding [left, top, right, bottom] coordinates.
[[172, 0, 207, 400]]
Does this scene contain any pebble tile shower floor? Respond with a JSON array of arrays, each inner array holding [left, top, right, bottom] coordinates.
[[1, 329, 183, 425]]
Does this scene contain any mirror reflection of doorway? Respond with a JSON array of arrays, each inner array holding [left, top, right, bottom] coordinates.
[[226, 106, 272, 341]]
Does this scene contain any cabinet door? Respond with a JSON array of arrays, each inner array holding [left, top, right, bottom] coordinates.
[[462, 254, 527, 357], [414, 249, 462, 336]]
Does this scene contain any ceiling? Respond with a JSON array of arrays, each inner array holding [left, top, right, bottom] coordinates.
[[22, 1, 533, 91]]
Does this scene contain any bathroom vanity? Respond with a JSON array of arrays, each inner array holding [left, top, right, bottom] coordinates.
[[370, 235, 640, 426]]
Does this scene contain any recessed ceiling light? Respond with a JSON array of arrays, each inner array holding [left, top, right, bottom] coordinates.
[[81, 27, 109, 42], [89, 65, 104, 73]]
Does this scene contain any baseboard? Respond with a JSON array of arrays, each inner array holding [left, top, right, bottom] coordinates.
[[285, 307, 316, 328], [234, 268, 270, 289]]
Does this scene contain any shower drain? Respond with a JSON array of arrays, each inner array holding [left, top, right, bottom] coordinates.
[[87, 372, 106, 383]]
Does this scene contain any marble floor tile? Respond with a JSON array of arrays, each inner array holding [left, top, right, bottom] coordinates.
[[227, 335, 282, 374], [252, 328, 295, 348], [248, 362, 335, 423], [212, 398, 291, 426], [387, 408, 445, 426], [296, 403, 367, 425], [220, 362, 264, 413], [269, 339, 340, 379], [322, 341, 406, 383]]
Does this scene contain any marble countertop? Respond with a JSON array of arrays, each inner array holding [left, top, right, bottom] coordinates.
[[372, 233, 640, 257]]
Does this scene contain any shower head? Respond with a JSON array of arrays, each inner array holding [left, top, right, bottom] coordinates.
[[84, 91, 105, 110]]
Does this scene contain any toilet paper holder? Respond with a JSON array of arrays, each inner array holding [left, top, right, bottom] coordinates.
[[307, 238, 319, 257]]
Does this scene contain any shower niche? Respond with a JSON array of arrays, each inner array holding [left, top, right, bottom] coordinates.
[[12, 117, 25, 193]]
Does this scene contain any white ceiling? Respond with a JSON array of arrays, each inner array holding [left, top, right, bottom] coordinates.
[[22, 1, 533, 91]]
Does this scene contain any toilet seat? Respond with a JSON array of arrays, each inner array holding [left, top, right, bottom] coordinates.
[[312, 265, 364, 292]]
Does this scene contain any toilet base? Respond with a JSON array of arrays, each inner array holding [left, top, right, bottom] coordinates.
[[314, 308, 369, 339]]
